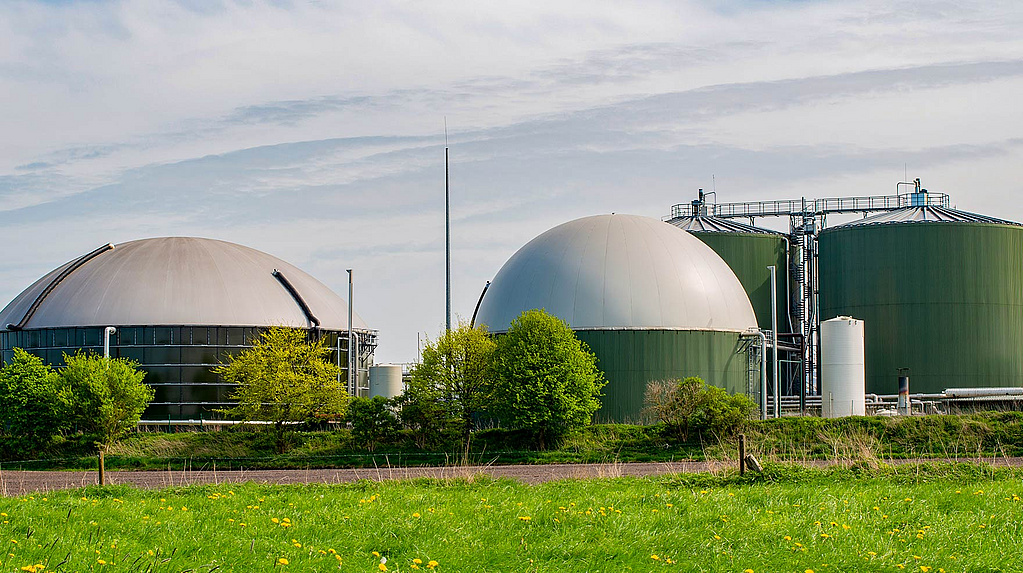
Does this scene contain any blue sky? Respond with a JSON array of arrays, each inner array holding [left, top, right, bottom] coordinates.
[[2, 0, 1022, 363]]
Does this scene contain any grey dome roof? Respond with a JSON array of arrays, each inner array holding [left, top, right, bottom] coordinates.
[[0, 237, 367, 331], [475, 214, 757, 332], [667, 215, 781, 234], [831, 206, 1022, 229]]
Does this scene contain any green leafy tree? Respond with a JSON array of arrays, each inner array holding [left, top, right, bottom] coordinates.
[[490, 309, 605, 448], [216, 327, 347, 452], [348, 396, 399, 451], [404, 322, 496, 443], [0, 348, 65, 451], [59, 351, 154, 448]]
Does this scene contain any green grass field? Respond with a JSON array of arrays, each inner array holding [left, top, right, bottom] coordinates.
[[1, 465, 1021, 572]]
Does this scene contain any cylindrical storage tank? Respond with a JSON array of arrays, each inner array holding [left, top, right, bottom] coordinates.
[[368, 364, 404, 398], [820, 316, 865, 417], [667, 216, 789, 333], [819, 206, 1023, 395], [475, 214, 758, 423]]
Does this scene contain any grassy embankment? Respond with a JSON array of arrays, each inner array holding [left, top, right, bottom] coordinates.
[[0, 464, 1021, 572], [5, 411, 1023, 471]]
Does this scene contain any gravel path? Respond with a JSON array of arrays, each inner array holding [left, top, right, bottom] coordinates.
[[2, 457, 1021, 496]]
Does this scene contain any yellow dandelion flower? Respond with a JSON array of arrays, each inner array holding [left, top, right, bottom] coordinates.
[[783, 536, 792, 541], [278, 558, 288, 565], [413, 512, 421, 518], [651, 554, 660, 561], [744, 569, 755, 573], [518, 516, 531, 521], [920, 567, 932, 572], [272, 518, 280, 523], [428, 560, 439, 568]]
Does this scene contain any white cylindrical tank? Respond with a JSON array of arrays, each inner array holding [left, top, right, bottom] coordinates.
[[368, 364, 404, 399], [821, 316, 866, 417]]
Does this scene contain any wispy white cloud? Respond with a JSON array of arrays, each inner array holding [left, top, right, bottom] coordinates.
[[1, 0, 1022, 362]]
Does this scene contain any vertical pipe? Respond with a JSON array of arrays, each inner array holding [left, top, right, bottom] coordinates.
[[353, 332, 361, 394], [445, 146, 451, 333], [103, 326, 116, 360], [769, 265, 779, 418], [752, 330, 767, 420], [898, 373, 910, 415], [347, 269, 354, 396]]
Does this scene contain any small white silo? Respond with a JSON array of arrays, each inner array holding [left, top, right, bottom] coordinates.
[[368, 364, 404, 398], [821, 316, 866, 417]]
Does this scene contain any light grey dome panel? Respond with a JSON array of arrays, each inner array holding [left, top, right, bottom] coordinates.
[[835, 206, 1022, 228], [0, 237, 366, 331], [667, 216, 780, 234], [476, 214, 757, 332]]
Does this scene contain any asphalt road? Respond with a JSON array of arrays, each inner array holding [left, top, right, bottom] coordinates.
[[1, 457, 1020, 496]]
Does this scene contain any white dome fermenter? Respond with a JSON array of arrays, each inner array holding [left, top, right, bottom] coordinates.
[[0, 237, 376, 420], [474, 214, 758, 422]]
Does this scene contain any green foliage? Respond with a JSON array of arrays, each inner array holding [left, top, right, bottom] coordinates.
[[391, 389, 452, 449], [403, 322, 496, 442], [1, 468, 1022, 572], [348, 396, 399, 451], [59, 351, 154, 448], [0, 348, 64, 451], [216, 327, 347, 452], [644, 376, 755, 442], [490, 309, 605, 447]]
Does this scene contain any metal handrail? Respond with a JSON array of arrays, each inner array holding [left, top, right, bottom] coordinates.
[[669, 192, 950, 220]]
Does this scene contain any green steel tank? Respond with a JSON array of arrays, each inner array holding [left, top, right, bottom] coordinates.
[[819, 205, 1023, 395], [667, 215, 790, 333], [474, 214, 759, 423]]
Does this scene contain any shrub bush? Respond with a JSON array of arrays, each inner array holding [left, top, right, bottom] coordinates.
[[645, 376, 755, 442], [348, 396, 399, 451]]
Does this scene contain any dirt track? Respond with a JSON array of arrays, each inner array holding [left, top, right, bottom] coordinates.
[[2, 457, 1021, 496]]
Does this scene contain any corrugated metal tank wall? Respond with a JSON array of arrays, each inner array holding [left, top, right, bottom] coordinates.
[[690, 232, 788, 332], [574, 329, 749, 423], [819, 222, 1023, 395]]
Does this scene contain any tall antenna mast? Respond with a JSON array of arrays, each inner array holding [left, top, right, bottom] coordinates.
[[445, 119, 451, 333]]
